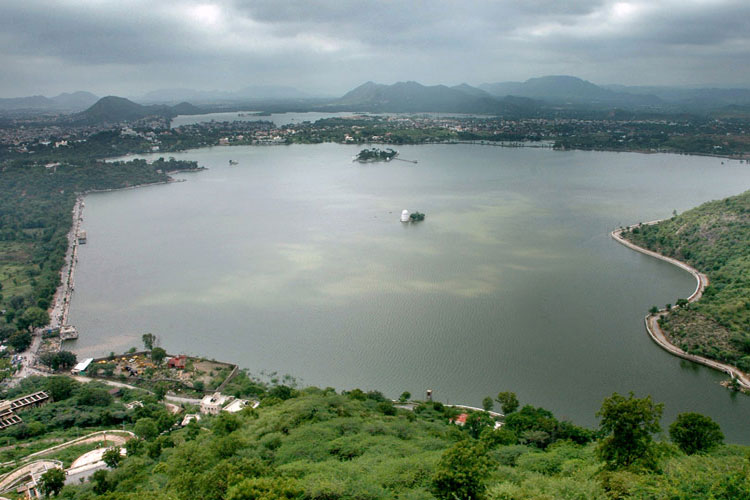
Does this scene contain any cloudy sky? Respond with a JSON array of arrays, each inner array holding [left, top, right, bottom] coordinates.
[[1, 0, 750, 98]]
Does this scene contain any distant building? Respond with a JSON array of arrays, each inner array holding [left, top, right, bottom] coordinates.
[[450, 413, 468, 426], [181, 413, 201, 426], [71, 358, 93, 375], [0, 391, 49, 430], [167, 354, 187, 370], [124, 401, 144, 410], [401, 209, 410, 222], [200, 392, 234, 415]]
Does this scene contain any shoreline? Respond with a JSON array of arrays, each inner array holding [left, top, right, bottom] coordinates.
[[611, 223, 750, 390], [43, 177, 184, 358], [49, 196, 84, 330]]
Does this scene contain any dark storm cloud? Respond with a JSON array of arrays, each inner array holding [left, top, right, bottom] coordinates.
[[1, 0, 749, 96]]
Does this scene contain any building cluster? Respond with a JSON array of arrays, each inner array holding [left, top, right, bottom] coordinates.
[[0, 391, 49, 430]]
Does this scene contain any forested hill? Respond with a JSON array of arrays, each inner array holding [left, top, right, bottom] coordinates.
[[623, 190, 750, 371]]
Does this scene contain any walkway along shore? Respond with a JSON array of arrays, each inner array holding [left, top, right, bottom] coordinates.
[[611, 222, 750, 390]]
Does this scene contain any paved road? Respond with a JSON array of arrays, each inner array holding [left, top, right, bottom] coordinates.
[[612, 224, 750, 390]]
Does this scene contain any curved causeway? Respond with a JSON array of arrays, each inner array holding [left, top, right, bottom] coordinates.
[[611, 223, 750, 391]]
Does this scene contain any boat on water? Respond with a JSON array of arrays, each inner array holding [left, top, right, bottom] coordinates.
[[229, 160, 238, 166], [59, 325, 78, 340]]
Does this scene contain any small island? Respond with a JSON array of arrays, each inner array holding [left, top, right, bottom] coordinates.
[[401, 209, 426, 222], [354, 147, 398, 162]]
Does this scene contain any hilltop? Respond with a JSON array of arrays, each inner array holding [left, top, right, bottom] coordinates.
[[73, 96, 201, 124], [332, 81, 538, 115]]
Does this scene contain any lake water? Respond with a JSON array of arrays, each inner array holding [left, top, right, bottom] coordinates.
[[68, 143, 750, 442]]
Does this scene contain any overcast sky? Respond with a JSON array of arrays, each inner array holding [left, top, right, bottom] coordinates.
[[2, 0, 750, 98]]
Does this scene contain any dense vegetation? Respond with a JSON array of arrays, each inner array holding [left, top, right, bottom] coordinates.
[[623, 190, 750, 371], [0, 157, 199, 345], [354, 148, 398, 162], [0, 385, 731, 500]]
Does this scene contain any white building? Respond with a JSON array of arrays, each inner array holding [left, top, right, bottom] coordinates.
[[71, 358, 93, 375], [400, 209, 410, 222], [200, 392, 234, 415]]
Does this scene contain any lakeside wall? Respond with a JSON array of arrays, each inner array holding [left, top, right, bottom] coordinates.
[[611, 223, 750, 390]]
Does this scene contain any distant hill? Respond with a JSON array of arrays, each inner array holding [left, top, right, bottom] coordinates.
[[49, 91, 99, 111], [74, 96, 198, 124], [480, 76, 661, 108], [140, 85, 311, 104], [334, 81, 536, 114], [0, 91, 99, 113]]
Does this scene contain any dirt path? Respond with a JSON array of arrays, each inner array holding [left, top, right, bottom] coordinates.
[[612, 224, 750, 390]]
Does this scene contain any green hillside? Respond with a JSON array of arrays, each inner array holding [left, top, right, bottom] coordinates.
[[15, 386, 738, 500], [623, 190, 750, 371]]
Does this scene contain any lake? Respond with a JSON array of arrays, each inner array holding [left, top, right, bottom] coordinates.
[[68, 143, 750, 442]]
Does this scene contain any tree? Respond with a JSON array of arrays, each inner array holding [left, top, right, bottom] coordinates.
[[465, 411, 495, 439], [432, 440, 492, 500], [153, 382, 168, 401], [134, 417, 159, 440], [56, 350, 77, 369], [39, 467, 65, 497], [8, 330, 31, 351], [102, 446, 122, 468], [399, 391, 411, 402], [596, 392, 663, 469], [142, 333, 156, 351], [151, 347, 167, 365], [45, 376, 78, 401], [669, 412, 724, 454], [482, 396, 494, 412], [496, 391, 519, 414], [16, 306, 49, 330]]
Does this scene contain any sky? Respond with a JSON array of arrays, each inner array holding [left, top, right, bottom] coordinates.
[[1, 0, 750, 98]]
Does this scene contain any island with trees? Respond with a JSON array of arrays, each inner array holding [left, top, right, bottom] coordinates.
[[354, 147, 398, 162]]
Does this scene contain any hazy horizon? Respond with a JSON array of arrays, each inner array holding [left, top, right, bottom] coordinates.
[[2, 1, 750, 98]]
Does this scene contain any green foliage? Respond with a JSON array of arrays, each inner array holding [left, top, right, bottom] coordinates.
[[39, 350, 77, 370], [142, 333, 156, 351], [134, 417, 159, 440], [39, 467, 65, 497], [45, 375, 79, 401], [8, 330, 31, 351], [669, 412, 724, 455], [624, 190, 750, 371], [103, 446, 123, 468], [151, 347, 167, 364], [432, 439, 493, 500], [483, 396, 494, 412], [596, 392, 663, 470], [496, 391, 519, 414]]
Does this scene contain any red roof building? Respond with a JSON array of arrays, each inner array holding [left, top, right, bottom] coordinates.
[[167, 354, 187, 369]]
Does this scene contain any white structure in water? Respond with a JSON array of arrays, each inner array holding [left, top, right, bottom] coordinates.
[[400, 209, 410, 222]]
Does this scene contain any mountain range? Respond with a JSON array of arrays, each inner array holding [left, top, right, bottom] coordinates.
[[0, 91, 99, 112], [139, 85, 314, 104], [9, 75, 750, 123]]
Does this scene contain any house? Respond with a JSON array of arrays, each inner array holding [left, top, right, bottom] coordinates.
[[167, 355, 187, 370], [450, 413, 468, 426], [71, 358, 93, 375], [181, 413, 201, 426], [200, 392, 234, 415], [124, 400, 144, 410]]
